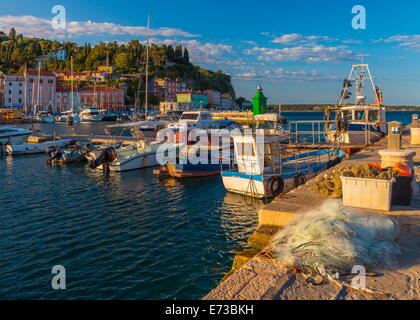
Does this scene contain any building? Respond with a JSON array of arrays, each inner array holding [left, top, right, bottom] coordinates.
[[0, 74, 25, 108], [205, 89, 221, 108], [176, 91, 208, 110], [98, 65, 116, 74], [56, 71, 91, 82], [26, 71, 57, 111], [1, 71, 57, 111], [48, 50, 67, 61], [242, 100, 252, 110], [159, 101, 180, 113], [80, 86, 125, 111], [56, 84, 81, 113], [152, 78, 187, 101], [220, 93, 233, 109]]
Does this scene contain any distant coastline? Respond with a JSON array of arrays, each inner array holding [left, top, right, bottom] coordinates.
[[268, 104, 420, 112]]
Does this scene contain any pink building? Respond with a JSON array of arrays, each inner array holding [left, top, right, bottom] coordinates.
[[1, 71, 57, 111], [81, 86, 125, 111], [205, 89, 221, 107], [151, 78, 187, 101], [27, 71, 57, 111], [56, 84, 81, 113]]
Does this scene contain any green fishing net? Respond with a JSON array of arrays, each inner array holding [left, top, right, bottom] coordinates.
[[272, 200, 400, 274]]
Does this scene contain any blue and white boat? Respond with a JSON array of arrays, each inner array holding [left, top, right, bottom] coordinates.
[[221, 132, 345, 198]]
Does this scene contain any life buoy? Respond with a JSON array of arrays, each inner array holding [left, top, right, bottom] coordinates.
[[267, 176, 284, 197], [295, 174, 306, 187]]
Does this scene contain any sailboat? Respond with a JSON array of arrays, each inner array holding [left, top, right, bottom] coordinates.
[[106, 15, 166, 138]]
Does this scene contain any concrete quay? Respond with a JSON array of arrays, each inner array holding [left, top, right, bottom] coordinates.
[[205, 134, 420, 300]]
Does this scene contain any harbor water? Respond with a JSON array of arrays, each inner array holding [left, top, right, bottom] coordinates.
[[0, 111, 415, 299]]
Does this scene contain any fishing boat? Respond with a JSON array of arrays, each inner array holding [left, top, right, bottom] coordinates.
[[221, 132, 345, 198], [0, 127, 33, 145], [79, 108, 104, 122], [5, 138, 73, 155], [325, 64, 386, 147]]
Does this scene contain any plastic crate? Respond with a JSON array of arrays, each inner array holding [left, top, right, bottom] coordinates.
[[340, 176, 395, 211]]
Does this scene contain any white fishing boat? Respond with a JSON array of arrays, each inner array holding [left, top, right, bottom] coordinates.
[[79, 108, 104, 122], [0, 127, 33, 145], [166, 111, 213, 130], [5, 138, 73, 155], [221, 132, 345, 198], [325, 64, 386, 146]]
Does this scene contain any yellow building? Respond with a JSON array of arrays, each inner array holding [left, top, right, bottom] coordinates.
[[98, 65, 115, 73]]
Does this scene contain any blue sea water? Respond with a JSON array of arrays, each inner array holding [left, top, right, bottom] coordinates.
[[0, 111, 415, 299]]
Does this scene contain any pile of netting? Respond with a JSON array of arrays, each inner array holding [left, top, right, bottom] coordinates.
[[312, 163, 398, 198], [272, 200, 400, 275]]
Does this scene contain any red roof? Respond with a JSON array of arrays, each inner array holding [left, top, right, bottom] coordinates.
[[27, 70, 56, 77], [81, 86, 123, 92]]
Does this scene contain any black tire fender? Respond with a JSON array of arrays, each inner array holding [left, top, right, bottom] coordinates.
[[295, 174, 306, 187], [267, 176, 284, 197]]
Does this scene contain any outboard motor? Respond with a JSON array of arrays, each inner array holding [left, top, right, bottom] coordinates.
[[89, 147, 117, 170]]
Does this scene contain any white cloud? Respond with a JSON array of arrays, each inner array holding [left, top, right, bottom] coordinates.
[[379, 34, 420, 50], [155, 39, 233, 64], [0, 15, 199, 39], [244, 45, 357, 63], [272, 33, 335, 45], [233, 67, 340, 82]]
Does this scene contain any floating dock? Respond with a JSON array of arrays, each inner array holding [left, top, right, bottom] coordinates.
[[205, 133, 420, 300]]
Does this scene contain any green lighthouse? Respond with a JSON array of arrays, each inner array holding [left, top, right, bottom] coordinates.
[[252, 85, 267, 115]]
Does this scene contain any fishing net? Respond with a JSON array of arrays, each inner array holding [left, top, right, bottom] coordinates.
[[272, 199, 400, 274], [312, 164, 398, 198]]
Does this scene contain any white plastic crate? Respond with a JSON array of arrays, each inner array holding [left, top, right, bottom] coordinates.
[[340, 176, 395, 211]]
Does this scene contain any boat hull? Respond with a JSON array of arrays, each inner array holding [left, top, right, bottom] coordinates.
[[0, 132, 32, 145], [5, 139, 72, 155], [109, 152, 159, 171]]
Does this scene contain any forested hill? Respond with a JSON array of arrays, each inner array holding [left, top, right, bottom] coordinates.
[[0, 30, 235, 97]]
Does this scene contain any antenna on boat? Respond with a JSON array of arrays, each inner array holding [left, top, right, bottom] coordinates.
[[338, 64, 380, 106], [145, 14, 151, 118]]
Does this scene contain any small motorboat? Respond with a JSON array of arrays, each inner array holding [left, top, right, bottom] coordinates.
[[5, 138, 73, 155], [79, 108, 104, 122], [47, 141, 88, 164], [33, 111, 55, 123], [0, 127, 33, 145]]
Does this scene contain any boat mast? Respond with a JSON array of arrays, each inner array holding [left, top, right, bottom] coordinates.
[[145, 14, 150, 117], [24, 63, 27, 114], [71, 56, 74, 113], [37, 61, 41, 112]]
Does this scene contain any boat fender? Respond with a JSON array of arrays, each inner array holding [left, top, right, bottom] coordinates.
[[268, 176, 284, 197], [294, 174, 306, 187]]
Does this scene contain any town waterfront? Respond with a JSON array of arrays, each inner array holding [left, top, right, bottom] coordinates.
[[0, 110, 417, 300]]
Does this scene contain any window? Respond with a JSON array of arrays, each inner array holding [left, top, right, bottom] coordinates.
[[368, 110, 379, 122], [19, 83, 22, 87], [19, 98, 22, 103], [19, 90, 22, 94], [236, 142, 255, 157], [355, 110, 365, 121]]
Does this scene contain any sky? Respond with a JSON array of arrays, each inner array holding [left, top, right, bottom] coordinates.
[[0, 0, 419, 105]]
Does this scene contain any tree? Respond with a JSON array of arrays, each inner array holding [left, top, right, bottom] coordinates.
[[183, 48, 190, 64], [8, 28, 16, 39], [235, 97, 246, 110]]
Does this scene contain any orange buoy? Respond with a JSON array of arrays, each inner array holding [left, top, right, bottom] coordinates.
[[368, 163, 382, 172], [393, 163, 412, 177]]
